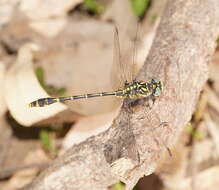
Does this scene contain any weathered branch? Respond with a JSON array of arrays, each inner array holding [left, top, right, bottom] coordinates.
[[25, 0, 219, 190]]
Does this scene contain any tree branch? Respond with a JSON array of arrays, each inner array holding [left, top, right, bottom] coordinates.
[[25, 0, 219, 190]]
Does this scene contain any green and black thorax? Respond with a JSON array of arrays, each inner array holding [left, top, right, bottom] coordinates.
[[117, 78, 162, 99]]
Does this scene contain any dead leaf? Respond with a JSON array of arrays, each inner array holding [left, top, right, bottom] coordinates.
[[19, 0, 81, 19], [0, 0, 20, 27], [5, 149, 49, 190], [182, 166, 219, 190], [29, 17, 67, 38], [19, 0, 82, 37], [4, 43, 67, 126], [61, 108, 120, 153]]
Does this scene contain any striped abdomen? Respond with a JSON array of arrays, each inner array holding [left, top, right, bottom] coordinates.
[[29, 91, 123, 107]]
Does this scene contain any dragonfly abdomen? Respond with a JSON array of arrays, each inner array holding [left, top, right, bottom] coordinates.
[[29, 91, 119, 107]]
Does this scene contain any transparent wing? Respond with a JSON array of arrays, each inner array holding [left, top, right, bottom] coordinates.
[[120, 22, 140, 83], [110, 23, 139, 90], [130, 22, 140, 81], [110, 26, 126, 90]]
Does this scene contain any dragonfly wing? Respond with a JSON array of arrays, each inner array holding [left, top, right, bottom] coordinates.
[[110, 23, 139, 90], [111, 26, 125, 90], [130, 22, 140, 81]]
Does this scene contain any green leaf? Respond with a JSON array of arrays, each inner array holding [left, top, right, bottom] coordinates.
[[83, 0, 104, 14], [112, 182, 125, 190], [131, 0, 150, 17], [39, 130, 51, 150], [35, 66, 45, 87], [56, 87, 67, 96], [185, 123, 204, 140], [35, 66, 66, 96], [39, 129, 58, 158]]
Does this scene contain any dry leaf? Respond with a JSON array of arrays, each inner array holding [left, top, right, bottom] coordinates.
[[5, 149, 49, 190], [4, 43, 67, 126], [29, 17, 67, 38], [19, 0, 82, 37], [19, 0, 81, 19], [181, 166, 219, 190], [0, 0, 20, 27], [61, 109, 120, 153]]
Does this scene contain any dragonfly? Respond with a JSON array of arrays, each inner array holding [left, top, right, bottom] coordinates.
[[29, 26, 163, 108]]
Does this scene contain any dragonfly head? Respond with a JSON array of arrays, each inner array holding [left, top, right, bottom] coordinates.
[[151, 78, 163, 97]]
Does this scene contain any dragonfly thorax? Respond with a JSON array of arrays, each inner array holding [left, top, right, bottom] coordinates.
[[118, 78, 163, 99], [120, 81, 152, 99]]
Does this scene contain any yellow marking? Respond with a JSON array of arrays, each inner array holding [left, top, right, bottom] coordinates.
[[116, 96, 124, 98], [139, 82, 144, 85]]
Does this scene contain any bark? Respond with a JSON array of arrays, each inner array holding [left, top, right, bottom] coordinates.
[[25, 0, 219, 190]]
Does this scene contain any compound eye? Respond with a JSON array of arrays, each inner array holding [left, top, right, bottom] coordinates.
[[154, 87, 161, 96]]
